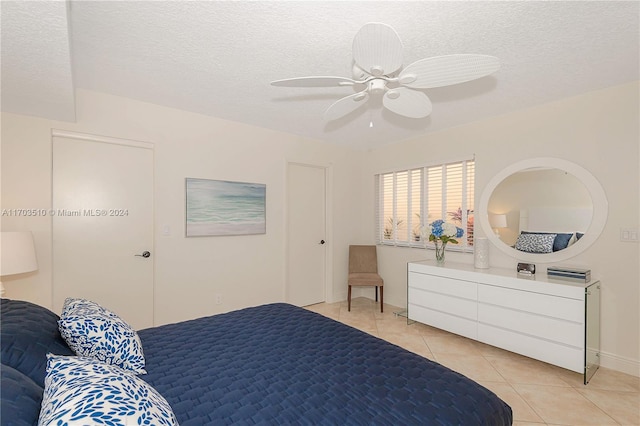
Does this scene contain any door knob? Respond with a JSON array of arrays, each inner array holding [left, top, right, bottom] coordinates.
[[135, 251, 151, 258], [319, 240, 325, 245]]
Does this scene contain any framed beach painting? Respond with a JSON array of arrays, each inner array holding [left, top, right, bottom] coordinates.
[[186, 178, 266, 237]]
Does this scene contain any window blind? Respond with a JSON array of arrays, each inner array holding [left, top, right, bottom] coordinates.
[[375, 158, 475, 251]]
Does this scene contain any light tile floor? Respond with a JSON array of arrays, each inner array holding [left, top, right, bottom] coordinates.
[[305, 297, 640, 426]]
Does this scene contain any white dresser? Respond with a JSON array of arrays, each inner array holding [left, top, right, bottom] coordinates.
[[408, 260, 600, 383]]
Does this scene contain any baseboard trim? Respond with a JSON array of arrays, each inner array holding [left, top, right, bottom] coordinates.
[[599, 350, 640, 377]]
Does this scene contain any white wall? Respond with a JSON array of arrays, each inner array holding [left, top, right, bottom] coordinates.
[[1, 89, 362, 325], [363, 82, 639, 376]]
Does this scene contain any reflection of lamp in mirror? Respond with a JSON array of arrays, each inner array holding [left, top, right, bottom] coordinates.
[[489, 214, 507, 237], [0, 232, 38, 297]]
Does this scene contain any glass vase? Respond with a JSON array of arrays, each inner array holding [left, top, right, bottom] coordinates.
[[435, 240, 447, 264]]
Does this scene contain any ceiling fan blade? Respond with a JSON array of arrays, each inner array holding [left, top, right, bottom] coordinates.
[[270, 76, 357, 87], [399, 54, 500, 89], [352, 22, 403, 76], [323, 91, 370, 121], [383, 87, 432, 119]]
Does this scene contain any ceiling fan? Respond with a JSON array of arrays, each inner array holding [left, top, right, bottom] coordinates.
[[271, 23, 500, 121]]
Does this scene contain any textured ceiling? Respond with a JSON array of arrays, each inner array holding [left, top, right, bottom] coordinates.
[[1, 1, 75, 121], [2, 1, 639, 149]]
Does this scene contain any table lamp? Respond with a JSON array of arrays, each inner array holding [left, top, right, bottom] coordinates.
[[489, 214, 507, 237]]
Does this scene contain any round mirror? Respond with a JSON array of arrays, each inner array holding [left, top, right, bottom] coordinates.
[[479, 158, 608, 262]]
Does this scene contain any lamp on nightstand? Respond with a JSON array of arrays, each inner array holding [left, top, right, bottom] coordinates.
[[489, 214, 507, 237], [0, 231, 38, 297]]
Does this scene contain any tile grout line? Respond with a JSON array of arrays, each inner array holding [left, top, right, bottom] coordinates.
[[477, 352, 544, 424], [307, 300, 638, 426]]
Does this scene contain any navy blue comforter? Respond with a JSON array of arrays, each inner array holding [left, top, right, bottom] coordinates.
[[138, 303, 512, 425]]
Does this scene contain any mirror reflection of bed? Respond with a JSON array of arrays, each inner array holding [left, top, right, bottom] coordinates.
[[513, 207, 592, 252], [488, 167, 593, 253]]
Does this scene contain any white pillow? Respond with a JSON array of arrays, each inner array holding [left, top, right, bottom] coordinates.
[[515, 233, 556, 253], [58, 298, 146, 374], [38, 354, 177, 426]]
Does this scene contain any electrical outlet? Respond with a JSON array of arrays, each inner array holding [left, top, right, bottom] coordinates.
[[620, 228, 639, 242], [214, 294, 222, 305]]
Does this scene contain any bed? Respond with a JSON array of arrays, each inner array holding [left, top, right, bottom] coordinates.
[[1, 298, 512, 425], [513, 207, 591, 253]]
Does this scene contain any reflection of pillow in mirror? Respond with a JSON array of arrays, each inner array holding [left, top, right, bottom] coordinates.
[[521, 231, 573, 251], [576, 232, 584, 240], [553, 233, 573, 250], [515, 233, 556, 253]]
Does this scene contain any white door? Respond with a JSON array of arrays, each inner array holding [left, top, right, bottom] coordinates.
[[287, 163, 326, 306], [52, 132, 154, 330]]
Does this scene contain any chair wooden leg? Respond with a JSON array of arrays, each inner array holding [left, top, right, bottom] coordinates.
[[348, 285, 352, 311], [380, 287, 384, 313], [375, 286, 378, 302]]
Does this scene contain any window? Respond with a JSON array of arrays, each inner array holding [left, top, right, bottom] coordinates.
[[375, 158, 475, 252]]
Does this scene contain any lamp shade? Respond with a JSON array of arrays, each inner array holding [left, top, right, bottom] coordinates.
[[489, 214, 507, 229], [0, 231, 38, 276]]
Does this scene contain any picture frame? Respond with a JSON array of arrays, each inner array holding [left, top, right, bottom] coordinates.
[[185, 178, 266, 237]]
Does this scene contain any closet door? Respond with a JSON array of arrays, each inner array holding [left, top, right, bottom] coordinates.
[[52, 131, 154, 329], [287, 163, 326, 306]]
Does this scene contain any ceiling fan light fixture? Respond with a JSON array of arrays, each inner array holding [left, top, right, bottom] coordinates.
[[370, 65, 384, 76], [398, 74, 417, 84], [353, 92, 367, 101], [271, 23, 500, 121], [386, 90, 400, 100], [368, 79, 386, 95]]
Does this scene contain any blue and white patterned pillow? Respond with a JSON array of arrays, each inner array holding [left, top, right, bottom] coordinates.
[[38, 354, 178, 426], [61, 297, 113, 318], [61, 297, 91, 316], [58, 298, 146, 374], [515, 233, 556, 253]]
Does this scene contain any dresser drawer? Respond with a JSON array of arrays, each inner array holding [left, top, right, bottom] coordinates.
[[478, 303, 583, 348], [478, 323, 583, 373], [409, 272, 477, 300], [409, 304, 477, 340], [478, 283, 583, 323], [409, 286, 477, 320]]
